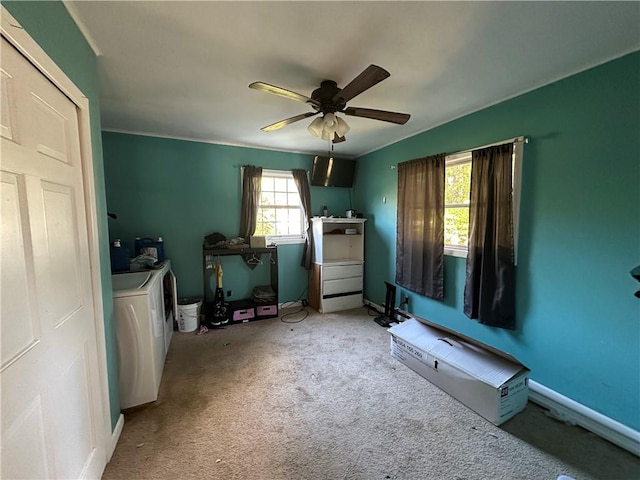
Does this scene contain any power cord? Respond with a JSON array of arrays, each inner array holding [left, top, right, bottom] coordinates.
[[280, 287, 309, 324], [280, 307, 309, 324], [365, 303, 383, 317]]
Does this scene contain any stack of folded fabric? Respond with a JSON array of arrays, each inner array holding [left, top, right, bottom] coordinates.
[[252, 285, 276, 303]]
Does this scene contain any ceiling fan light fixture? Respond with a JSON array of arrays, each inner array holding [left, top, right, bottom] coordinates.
[[308, 117, 324, 137], [335, 116, 350, 136], [323, 112, 337, 128]]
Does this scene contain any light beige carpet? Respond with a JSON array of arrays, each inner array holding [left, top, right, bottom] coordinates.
[[104, 307, 639, 479]]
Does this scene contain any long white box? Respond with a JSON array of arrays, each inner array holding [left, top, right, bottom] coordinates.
[[389, 318, 529, 425]]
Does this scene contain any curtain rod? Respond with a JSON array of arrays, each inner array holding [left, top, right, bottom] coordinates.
[[393, 136, 528, 168], [447, 136, 528, 158]]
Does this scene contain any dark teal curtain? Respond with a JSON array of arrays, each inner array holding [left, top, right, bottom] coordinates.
[[395, 154, 445, 300], [291, 169, 313, 270], [463, 144, 515, 329], [239, 165, 262, 269]]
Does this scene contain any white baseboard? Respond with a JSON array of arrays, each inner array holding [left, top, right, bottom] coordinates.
[[366, 299, 640, 456], [108, 413, 124, 461], [279, 300, 302, 309], [528, 380, 639, 456], [363, 298, 406, 323], [363, 298, 382, 311]]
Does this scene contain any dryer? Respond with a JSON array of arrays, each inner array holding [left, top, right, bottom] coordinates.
[[112, 261, 174, 409]]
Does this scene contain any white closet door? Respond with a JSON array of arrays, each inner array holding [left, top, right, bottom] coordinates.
[[1, 37, 106, 479]]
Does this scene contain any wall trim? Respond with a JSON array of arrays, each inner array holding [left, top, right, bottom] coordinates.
[[279, 300, 303, 309], [528, 380, 640, 457], [109, 414, 124, 460]]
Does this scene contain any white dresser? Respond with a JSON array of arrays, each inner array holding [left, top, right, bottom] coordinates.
[[309, 217, 366, 313]]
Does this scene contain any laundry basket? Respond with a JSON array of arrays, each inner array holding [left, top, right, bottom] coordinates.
[[177, 297, 202, 333]]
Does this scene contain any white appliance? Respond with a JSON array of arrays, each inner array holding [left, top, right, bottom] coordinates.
[[112, 260, 176, 409]]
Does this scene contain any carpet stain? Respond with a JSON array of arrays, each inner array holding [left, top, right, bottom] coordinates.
[[295, 386, 314, 402]]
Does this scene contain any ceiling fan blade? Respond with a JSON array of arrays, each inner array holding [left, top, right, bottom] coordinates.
[[261, 112, 319, 132], [343, 107, 410, 125], [249, 82, 321, 107], [332, 65, 390, 104], [332, 133, 346, 144]]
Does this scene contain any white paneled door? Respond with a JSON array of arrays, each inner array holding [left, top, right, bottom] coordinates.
[[1, 37, 107, 478]]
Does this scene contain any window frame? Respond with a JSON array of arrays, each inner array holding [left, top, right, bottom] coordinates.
[[253, 168, 305, 245], [443, 141, 523, 262]]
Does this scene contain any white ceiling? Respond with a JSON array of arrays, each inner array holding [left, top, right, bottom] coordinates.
[[65, 1, 639, 158]]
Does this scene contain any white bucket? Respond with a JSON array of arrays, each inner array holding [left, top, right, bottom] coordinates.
[[177, 299, 201, 333]]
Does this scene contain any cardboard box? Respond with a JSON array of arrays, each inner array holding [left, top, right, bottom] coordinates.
[[250, 236, 267, 248], [388, 318, 529, 425]]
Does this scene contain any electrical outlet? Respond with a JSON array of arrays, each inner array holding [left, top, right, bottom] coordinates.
[[301, 299, 309, 307], [226, 290, 232, 297]]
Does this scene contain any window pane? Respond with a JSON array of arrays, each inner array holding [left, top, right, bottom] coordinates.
[[274, 192, 287, 205], [444, 206, 469, 247], [263, 223, 275, 235], [261, 176, 274, 191], [445, 162, 471, 205], [289, 208, 302, 234], [260, 207, 275, 224], [287, 192, 300, 205], [274, 177, 287, 192], [261, 191, 274, 205]]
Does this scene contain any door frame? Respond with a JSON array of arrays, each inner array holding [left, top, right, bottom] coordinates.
[[1, 5, 113, 465]]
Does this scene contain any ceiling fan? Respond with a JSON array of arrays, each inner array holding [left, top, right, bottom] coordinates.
[[249, 64, 410, 144]]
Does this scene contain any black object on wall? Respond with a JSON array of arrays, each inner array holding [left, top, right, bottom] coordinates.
[[310, 156, 355, 187]]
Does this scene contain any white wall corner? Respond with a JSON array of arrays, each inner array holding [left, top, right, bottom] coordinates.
[[528, 380, 640, 457]]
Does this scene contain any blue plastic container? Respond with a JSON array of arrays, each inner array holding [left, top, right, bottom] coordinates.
[[110, 240, 131, 272]]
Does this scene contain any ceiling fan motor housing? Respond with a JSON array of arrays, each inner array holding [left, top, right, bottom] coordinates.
[[311, 80, 346, 113]]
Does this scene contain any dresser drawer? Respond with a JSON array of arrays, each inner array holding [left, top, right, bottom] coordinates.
[[321, 293, 363, 313], [323, 276, 363, 296], [323, 263, 363, 281]]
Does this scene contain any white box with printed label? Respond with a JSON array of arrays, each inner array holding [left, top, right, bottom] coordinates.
[[389, 317, 529, 425], [249, 236, 267, 248]]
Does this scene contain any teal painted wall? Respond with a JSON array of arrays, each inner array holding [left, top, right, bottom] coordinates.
[[102, 132, 354, 301], [353, 52, 640, 430], [3, 2, 121, 429], [9, 0, 637, 434]]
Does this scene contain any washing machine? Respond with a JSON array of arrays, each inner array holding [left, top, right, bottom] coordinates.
[[112, 261, 174, 409]]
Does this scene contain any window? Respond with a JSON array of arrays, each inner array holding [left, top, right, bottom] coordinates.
[[254, 169, 304, 244], [444, 153, 472, 256], [444, 141, 523, 258]]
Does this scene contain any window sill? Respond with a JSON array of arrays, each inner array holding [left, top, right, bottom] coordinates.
[[444, 246, 467, 258]]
